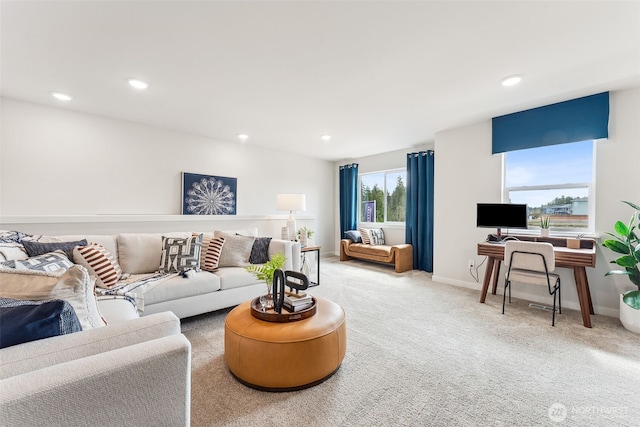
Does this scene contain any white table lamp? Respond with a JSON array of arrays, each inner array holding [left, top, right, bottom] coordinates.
[[277, 194, 306, 241]]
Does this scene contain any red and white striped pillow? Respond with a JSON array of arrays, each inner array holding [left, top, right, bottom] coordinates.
[[358, 227, 372, 245], [73, 243, 122, 288], [201, 236, 225, 272]]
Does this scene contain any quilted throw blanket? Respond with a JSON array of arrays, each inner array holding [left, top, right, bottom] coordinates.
[[96, 272, 178, 312]]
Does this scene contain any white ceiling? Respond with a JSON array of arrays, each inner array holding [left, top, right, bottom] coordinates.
[[2, 1, 639, 161]]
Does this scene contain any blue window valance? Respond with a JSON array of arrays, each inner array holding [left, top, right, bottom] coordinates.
[[492, 92, 609, 154]]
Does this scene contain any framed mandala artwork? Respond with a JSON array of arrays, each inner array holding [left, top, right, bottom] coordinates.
[[181, 172, 237, 215]]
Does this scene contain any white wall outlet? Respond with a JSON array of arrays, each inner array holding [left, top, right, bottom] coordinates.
[[468, 260, 474, 269]]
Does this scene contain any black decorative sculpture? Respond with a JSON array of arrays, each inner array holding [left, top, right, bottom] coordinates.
[[272, 269, 310, 314]]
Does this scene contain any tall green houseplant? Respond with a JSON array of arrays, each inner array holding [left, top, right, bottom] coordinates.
[[603, 200, 640, 310]]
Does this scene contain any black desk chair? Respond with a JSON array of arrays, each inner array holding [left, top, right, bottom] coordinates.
[[503, 241, 561, 326]]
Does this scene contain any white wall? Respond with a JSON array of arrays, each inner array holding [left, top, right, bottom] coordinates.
[[0, 98, 335, 251], [433, 87, 640, 317]]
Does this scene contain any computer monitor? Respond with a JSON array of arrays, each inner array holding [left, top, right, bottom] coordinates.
[[476, 203, 528, 241]]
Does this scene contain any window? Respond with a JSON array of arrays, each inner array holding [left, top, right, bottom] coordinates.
[[504, 140, 594, 233], [359, 169, 406, 224]]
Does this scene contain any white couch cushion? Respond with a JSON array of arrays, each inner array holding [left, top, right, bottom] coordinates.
[[97, 297, 139, 325], [118, 233, 162, 274], [214, 267, 261, 291], [57, 234, 118, 261], [142, 271, 221, 306]]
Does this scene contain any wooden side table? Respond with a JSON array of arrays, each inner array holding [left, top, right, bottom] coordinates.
[[301, 245, 321, 287]]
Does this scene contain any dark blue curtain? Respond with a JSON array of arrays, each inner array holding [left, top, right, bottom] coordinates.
[[405, 151, 434, 272], [492, 92, 609, 154], [339, 163, 358, 239]]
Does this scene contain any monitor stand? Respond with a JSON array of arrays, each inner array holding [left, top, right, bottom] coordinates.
[[487, 228, 505, 244]]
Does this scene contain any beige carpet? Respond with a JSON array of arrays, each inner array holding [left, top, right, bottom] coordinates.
[[181, 256, 640, 427]]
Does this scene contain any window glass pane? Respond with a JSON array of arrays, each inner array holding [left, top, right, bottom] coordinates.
[[506, 141, 593, 187], [386, 171, 406, 222], [359, 169, 406, 223], [505, 140, 593, 232], [360, 173, 384, 222]]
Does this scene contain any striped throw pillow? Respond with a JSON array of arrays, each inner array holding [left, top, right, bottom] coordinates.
[[358, 227, 372, 245], [202, 236, 225, 272], [73, 243, 122, 288]]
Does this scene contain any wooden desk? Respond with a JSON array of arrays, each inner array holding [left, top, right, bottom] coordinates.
[[477, 236, 596, 328]]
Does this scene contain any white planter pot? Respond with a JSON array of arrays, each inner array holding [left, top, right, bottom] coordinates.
[[619, 293, 640, 334]]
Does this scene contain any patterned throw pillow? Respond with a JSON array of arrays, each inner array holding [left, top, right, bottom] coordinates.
[[159, 234, 203, 273], [249, 237, 272, 264], [358, 227, 372, 245], [1, 251, 73, 273], [22, 239, 88, 259], [73, 243, 122, 288], [202, 236, 225, 272], [369, 228, 385, 245]]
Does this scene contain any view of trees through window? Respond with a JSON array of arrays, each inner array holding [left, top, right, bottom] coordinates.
[[359, 170, 406, 223], [505, 140, 594, 231]]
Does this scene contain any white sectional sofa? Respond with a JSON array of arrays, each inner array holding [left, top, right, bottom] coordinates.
[[59, 230, 299, 320], [0, 228, 301, 426], [0, 228, 301, 322], [0, 311, 191, 426]]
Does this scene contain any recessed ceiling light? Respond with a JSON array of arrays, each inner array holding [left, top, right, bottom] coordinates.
[[51, 92, 72, 101], [127, 78, 149, 90], [321, 134, 332, 141], [501, 75, 523, 87], [238, 134, 249, 142]]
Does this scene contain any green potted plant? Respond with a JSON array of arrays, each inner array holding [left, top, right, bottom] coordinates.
[[603, 200, 640, 333], [540, 215, 550, 237], [245, 252, 286, 307], [297, 227, 314, 247]]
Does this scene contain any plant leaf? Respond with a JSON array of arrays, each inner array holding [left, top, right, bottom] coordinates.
[[622, 200, 640, 211], [622, 290, 640, 309], [614, 220, 630, 237], [603, 239, 629, 255], [615, 255, 638, 268]]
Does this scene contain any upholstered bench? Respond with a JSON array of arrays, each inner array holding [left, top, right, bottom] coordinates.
[[340, 239, 413, 273], [224, 296, 346, 391]]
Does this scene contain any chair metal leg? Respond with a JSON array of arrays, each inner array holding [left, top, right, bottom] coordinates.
[[502, 281, 509, 314], [558, 280, 562, 314], [552, 293, 557, 326]]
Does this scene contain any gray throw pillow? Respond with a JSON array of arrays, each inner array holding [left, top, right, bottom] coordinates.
[[344, 230, 362, 243], [214, 233, 255, 267], [249, 237, 272, 264], [22, 239, 88, 259]]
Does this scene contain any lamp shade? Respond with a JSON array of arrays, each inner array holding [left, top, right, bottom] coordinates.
[[276, 194, 306, 212]]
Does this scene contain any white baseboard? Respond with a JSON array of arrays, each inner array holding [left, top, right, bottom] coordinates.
[[432, 275, 619, 318]]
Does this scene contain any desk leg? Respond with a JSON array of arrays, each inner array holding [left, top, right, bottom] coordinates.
[[480, 257, 498, 303], [573, 267, 593, 328], [491, 261, 501, 295]]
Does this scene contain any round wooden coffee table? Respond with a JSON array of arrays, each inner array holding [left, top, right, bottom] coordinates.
[[224, 296, 346, 391]]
